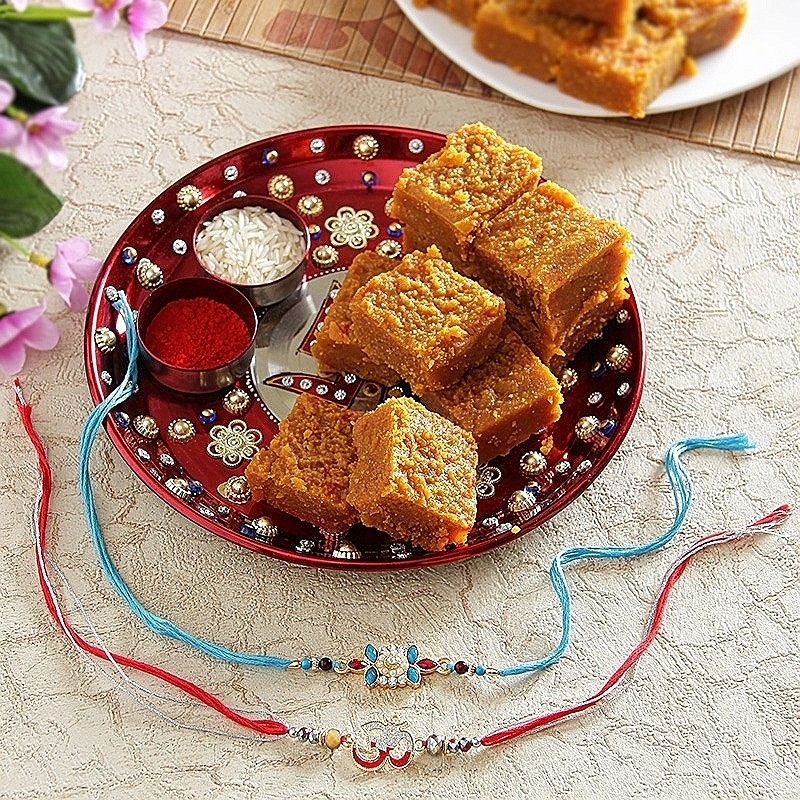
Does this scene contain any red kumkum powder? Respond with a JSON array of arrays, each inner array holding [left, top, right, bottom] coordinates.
[[145, 296, 251, 370]]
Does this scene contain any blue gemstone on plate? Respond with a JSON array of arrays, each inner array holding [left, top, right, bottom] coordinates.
[[120, 246, 137, 265], [591, 361, 607, 378], [600, 419, 617, 436], [406, 645, 418, 664], [407, 666, 420, 685], [199, 409, 216, 424], [188, 481, 203, 496], [365, 667, 378, 686], [361, 170, 377, 187], [365, 643, 378, 663], [524, 483, 540, 496], [113, 412, 130, 428], [240, 523, 255, 537]]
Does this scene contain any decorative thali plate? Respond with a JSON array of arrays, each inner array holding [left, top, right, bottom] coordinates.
[[84, 125, 645, 571]]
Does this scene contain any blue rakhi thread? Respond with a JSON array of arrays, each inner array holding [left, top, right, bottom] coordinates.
[[497, 432, 756, 676], [80, 290, 292, 669], [81, 291, 756, 677]]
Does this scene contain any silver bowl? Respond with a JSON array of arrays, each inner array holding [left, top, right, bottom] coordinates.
[[193, 195, 310, 307], [136, 276, 258, 395]]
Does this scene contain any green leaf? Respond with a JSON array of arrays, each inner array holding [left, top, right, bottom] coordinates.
[[0, 153, 63, 237], [0, 19, 84, 107]]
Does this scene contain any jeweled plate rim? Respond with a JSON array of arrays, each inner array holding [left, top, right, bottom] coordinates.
[[84, 124, 646, 571]]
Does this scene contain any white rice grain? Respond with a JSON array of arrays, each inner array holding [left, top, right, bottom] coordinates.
[[195, 206, 305, 285]]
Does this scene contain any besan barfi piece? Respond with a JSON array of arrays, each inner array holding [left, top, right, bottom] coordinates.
[[412, 0, 484, 26], [504, 283, 630, 370], [641, 0, 746, 56], [473, 180, 630, 369], [539, 0, 641, 34], [244, 393, 360, 534], [474, 3, 687, 117], [421, 327, 563, 463], [556, 19, 687, 118], [349, 247, 506, 394], [474, 0, 598, 83], [310, 251, 400, 385], [347, 397, 478, 552], [391, 122, 542, 275]]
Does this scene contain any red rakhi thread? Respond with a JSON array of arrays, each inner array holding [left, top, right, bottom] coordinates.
[[480, 504, 792, 748], [15, 380, 288, 739], [16, 378, 792, 766]]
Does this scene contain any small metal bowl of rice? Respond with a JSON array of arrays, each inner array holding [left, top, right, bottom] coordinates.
[[193, 195, 310, 307]]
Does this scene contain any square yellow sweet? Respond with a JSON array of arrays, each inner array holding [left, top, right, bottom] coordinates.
[[349, 247, 506, 393], [310, 251, 400, 385], [473, 180, 630, 367], [245, 394, 360, 534], [421, 327, 563, 462], [347, 397, 478, 551], [391, 121, 542, 274]]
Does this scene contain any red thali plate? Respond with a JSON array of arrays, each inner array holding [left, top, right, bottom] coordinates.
[[84, 124, 645, 571]]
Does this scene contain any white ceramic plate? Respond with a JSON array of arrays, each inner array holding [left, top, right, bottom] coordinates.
[[394, 0, 800, 117]]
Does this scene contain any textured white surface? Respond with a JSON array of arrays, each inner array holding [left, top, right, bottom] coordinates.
[[0, 22, 798, 800]]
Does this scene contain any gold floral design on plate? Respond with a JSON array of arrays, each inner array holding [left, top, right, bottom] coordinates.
[[324, 206, 379, 249], [206, 419, 262, 467]]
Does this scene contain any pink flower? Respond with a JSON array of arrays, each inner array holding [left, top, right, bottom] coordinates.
[[0, 116, 22, 150], [0, 301, 60, 376], [63, 0, 128, 33], [0, 79, 13, 111], [13, 106, 80, 171], [125, 0, 168, 60], [48, 237, 103, 312], [0, 79, 23, 150]]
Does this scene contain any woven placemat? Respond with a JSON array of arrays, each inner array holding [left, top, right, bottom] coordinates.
[[165, 0, 800, 163]]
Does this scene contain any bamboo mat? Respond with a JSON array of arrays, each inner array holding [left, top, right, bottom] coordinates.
[[164, 0, 800, 163]]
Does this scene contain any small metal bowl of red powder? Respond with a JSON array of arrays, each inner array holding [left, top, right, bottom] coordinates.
[[136, 277, 258, 394], [193, 195, 310, 308]]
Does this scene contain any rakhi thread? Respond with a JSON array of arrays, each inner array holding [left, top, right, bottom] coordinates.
[[17, 378, 792, 768], [30, 480, 283, 742], [481, 504, 791, 748], [79, 290, 291, 670], [498, 433, 755, 677], [16, 379, 288, 739], [78, 290, 759, 683]]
